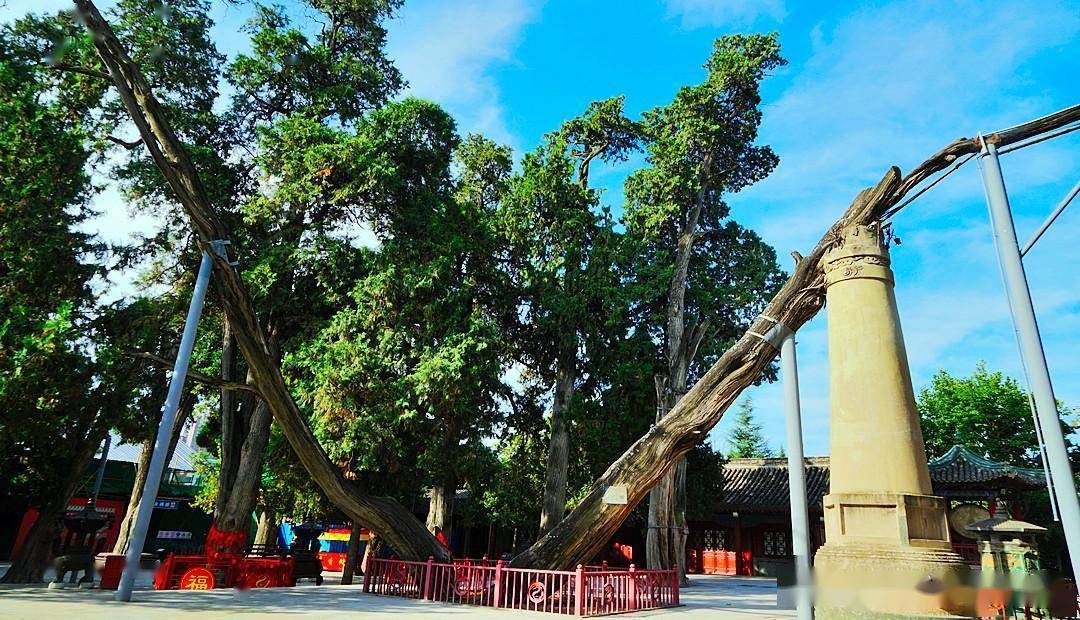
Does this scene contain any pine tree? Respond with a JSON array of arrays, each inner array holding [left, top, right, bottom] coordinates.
[[726, 399, 773, 458]]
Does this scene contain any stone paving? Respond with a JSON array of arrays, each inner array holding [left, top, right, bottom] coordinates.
[[0, 573, 795, 619]]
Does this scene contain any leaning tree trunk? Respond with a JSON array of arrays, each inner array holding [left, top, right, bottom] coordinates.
[[509, 105, 1080, 569], [74, 0, 450, 563], [112, 442, 151, 555], [1, 433, 101, 583], [539, 351, 576, 535], [113, 394, 194, 554]]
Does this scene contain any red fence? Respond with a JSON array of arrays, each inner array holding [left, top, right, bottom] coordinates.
[[364, 558, 679, 617]]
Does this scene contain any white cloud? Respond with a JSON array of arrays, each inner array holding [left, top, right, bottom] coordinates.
[[739, 0, 1079, 252], [721, 0, 1080, 455], [386, 0, 537, 149], [664, 0, 786, 28]]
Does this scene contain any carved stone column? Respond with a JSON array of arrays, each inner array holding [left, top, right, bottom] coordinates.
[[813, 225, 967, 615]]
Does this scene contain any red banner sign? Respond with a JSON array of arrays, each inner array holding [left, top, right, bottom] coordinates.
[[179, 567, 215, 590]]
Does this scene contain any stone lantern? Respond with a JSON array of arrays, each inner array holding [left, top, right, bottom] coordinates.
[[49, 501, 108, 588], [291, 520, 325, 585], [968, 516, 1046, 581]]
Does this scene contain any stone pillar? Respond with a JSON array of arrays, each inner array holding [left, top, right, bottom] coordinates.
[[814, 225, 967, 615]]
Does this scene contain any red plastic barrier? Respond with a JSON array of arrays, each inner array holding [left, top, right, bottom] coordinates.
[[234, 556, 295, 588], [154, 553, 295, 590], [95, 553, 126, 590]]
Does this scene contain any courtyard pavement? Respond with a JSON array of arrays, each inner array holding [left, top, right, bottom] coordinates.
[[0, 573, 794, 619]]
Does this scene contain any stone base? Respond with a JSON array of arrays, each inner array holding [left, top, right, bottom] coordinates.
[[815, 543, 971, 615], [816, 492, 970, 615]]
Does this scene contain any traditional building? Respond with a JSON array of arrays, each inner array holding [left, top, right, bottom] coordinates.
[[687, 446, 1047, 577], [0, 433, 208, 561]]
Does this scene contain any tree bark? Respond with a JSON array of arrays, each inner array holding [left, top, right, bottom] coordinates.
[[673, 457, 688, 585], [510, 105, 1080, 569], [361, 534, 379, 574], [648, 178, 705, 573], [341, 521, 362, 584], [215, 399, 272, 533], [73, 0, 451, 563], [253, 511, 276, 547], [113, 394, 194, 554], [426, 478, 455, 538], [217, 317, 240, 514], [646, 377, 674, 570], [539, 352, 575, 535]]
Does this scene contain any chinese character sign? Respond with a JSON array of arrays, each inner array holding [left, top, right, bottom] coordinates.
[[180, 567, 215, 590]]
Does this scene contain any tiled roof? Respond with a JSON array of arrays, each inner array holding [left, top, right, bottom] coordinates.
[[96, 431, 201, 472], [716, 457, 831, 513], [926, 445, 1045, 489], [715, 447, 1044, 513]]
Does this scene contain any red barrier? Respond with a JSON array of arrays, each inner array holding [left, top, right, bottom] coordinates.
[[154, 553, 295, 590], [364, 558, 679, 617]]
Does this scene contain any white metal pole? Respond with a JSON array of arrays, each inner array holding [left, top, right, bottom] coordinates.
[[89, 433, 112, 507], [781, 333, 813, 619], [115, 250, 215, 601], [1020, 179, 1080, 257], [978, 140, 1080, 580]]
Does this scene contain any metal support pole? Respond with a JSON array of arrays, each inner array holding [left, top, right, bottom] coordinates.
[[115, 249, 216, 601], [978, 140, 1080, 580], [781, 333, 812, 620], [1020, 179, 1080, 257], [89, 433, 112, 507]]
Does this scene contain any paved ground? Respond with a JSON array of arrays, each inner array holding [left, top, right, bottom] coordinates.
[[0, 574, 794, 619]]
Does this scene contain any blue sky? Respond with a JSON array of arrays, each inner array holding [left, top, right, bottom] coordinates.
[[4, 0, 1079, 457], [385, 0, 1080, 458]]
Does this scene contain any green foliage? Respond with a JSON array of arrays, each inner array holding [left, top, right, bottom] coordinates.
[[916, 363, 1078, 571], [726, 399, 773, 459], [916, 362, 1077, 467], [622, 33, 787, 384], [624, 33, 785, 240], [0, 52, 148, 515], [282, 101, 510, 504], [685, 443, 727, 521], [227, 0, 403, 127], [1, 0, 791, 554]]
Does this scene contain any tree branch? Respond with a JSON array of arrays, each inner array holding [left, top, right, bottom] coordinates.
[[107, 135, 143, 149], [128, 350, 263, 396], [45, 62, 111, 80]]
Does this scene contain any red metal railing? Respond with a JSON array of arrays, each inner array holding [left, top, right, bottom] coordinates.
[[364, 557, 679, 617], [452, 557, 614, 572]]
